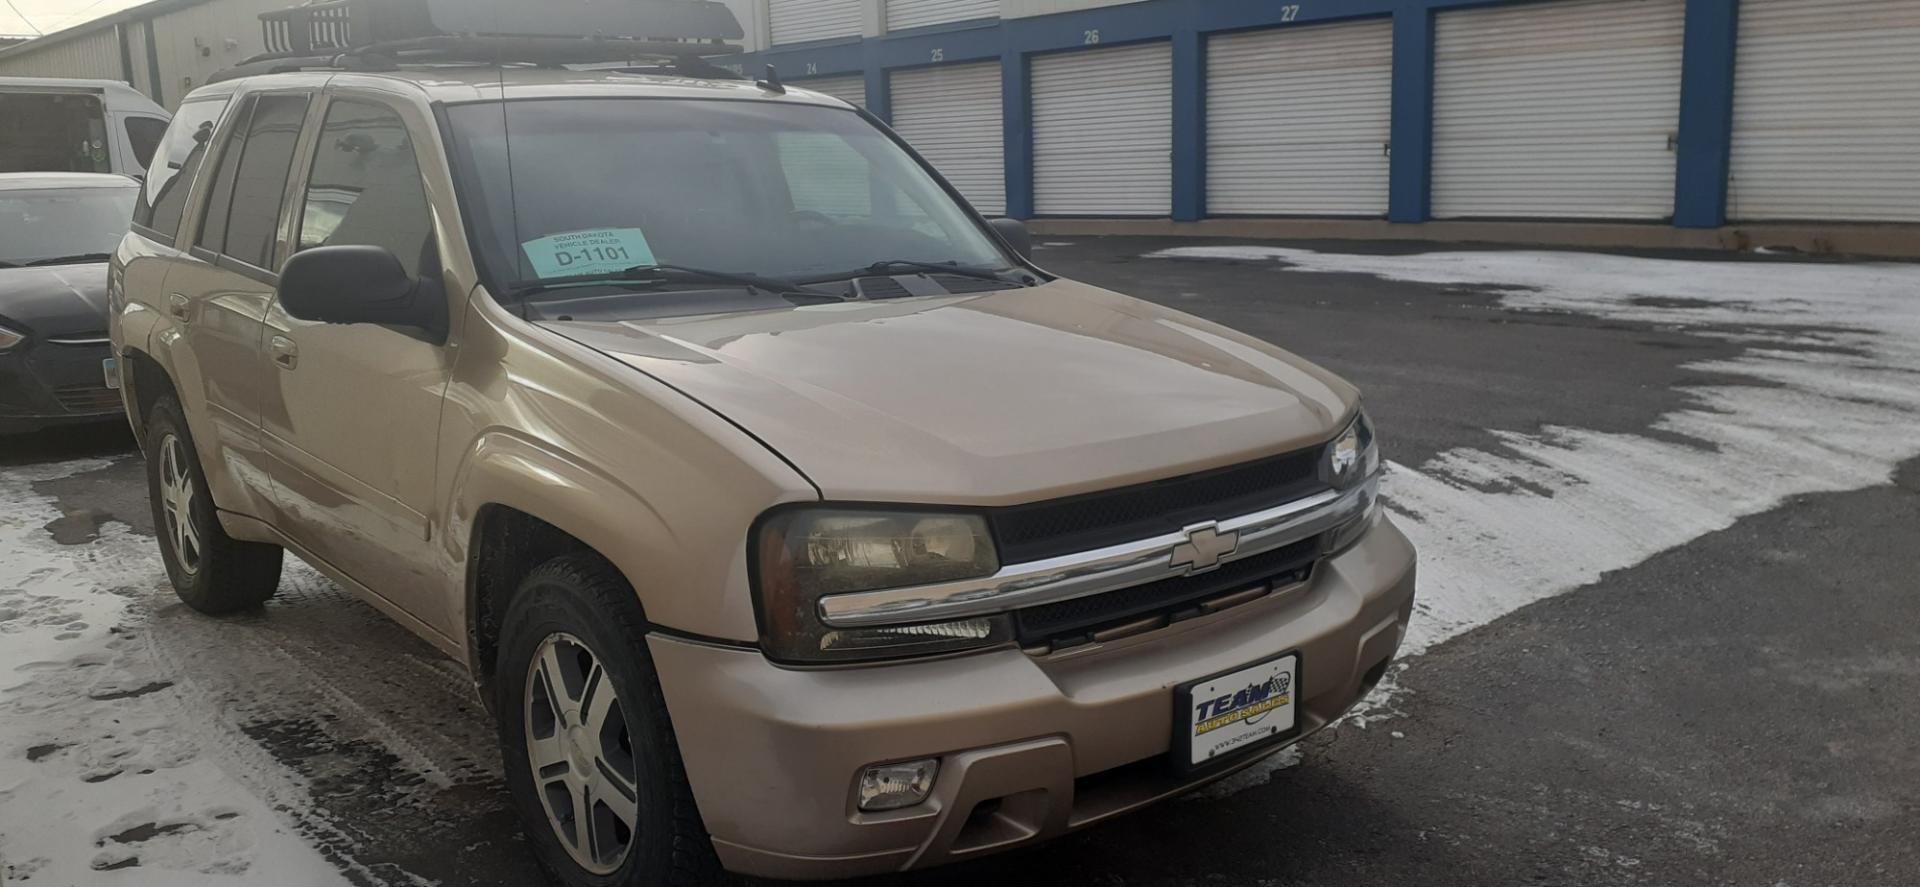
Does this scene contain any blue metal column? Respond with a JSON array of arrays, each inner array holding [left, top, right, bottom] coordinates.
[[1673, 0, 1740, 228], [864, 62, 892, 124], [1171, 28, 1206, 221], [1003, 51, 1035, 219], [1387, 7, 1434, 224]]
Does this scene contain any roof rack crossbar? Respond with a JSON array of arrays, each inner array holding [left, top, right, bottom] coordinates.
[[215, 0, 748, 84]]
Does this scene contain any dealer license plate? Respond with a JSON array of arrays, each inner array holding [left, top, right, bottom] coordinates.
[[1178, 653, 1300, 769]]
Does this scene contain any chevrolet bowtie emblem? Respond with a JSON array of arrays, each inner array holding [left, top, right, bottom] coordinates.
[[1170, 523, 1239, 574]]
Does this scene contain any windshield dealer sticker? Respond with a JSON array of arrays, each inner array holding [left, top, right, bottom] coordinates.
[[521, 228, 658, 279]]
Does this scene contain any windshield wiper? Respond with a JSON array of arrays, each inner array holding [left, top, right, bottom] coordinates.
[[24, 253, 114, 267], [800, 260, 1032, 286], [508, 264, 843, 303], [0, 261, 19, 269]]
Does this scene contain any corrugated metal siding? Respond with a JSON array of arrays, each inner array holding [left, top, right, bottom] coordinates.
[[887, 0, 998, 32], [1032, 41, 1172, 216], [891, 61, 1005, 214], [1431, 0, 1685, 220], [770, 0, 862, 45], [126, 20, 155, 101], [1006, 0, 1147, 19], [798, 74, 867, 108], [1207, 19, 1392, 217], [150, 0, 290, 106], [0, 27, 123, 80], [1729, 0, 1920, 222]]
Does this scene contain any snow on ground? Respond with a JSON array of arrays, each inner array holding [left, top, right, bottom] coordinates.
[[0, 462, 354, 887], [1148, 246, 1920, 742]]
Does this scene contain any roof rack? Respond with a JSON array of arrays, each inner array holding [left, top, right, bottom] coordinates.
[[212, 0, 745, 83]]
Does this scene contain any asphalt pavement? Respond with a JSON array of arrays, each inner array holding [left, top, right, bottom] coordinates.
[[2, 236, 1914, 887]]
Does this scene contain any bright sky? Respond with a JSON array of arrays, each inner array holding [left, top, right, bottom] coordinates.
[[0, 0, 150, 38]]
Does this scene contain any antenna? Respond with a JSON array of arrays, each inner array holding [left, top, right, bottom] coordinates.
[[756, 63, 785, 94]]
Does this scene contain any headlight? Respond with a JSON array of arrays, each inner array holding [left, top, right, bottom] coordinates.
[[0, 322, 25, 352], [1323, 410, 1384, 555], [754, 508, 1012, 663], [1324, 409, 1379, 489]]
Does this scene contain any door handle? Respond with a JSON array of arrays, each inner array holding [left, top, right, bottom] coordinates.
[[270, 335, 299, 370], [167, 293, 190, 322]]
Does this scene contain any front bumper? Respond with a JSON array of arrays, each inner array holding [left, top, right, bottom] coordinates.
[[649, 515, 1418, 880], [0, 340, 121, 432]]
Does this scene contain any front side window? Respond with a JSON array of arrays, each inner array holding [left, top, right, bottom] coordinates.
[[134, 97, 229, 240], [199, 93, 310, 269], [296, 100, 434, 278], [443, 98, 1011, 298], [125, 116, 169, 169], [0, 185, 141, 267]]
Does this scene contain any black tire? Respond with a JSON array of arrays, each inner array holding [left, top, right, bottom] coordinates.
[[496, 554, 729, 887], [144, 396, 283, 613]]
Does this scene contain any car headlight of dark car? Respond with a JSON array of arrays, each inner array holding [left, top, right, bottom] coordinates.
[[0, 320, 26, 352]]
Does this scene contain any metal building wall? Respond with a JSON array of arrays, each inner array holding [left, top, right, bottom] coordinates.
[[147, 0, 293, 106], [0, 26, 124, 80]]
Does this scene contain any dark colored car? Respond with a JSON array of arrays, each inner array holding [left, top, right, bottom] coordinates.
[[0, 172, 139, 433]]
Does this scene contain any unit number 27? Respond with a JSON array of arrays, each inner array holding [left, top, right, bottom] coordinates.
[[1280, 5, 1301, 21]]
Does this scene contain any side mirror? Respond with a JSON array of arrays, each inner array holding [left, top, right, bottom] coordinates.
[[989, 217, 1033, 261], [278, 245, 445, 341]]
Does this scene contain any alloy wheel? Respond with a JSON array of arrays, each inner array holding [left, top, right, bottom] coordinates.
[[523, 632, 641, 875], [157, 432, 202, 575]]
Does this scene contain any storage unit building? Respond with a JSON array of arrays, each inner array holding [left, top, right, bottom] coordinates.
[[1728, 0, 1920, 222], [1206, 18, 1394, 217], [890, 61, 1006, 214], [4, 0, 1913, 243], [1430, 0, 1687, 220], [1031, 41, 1172, 216]]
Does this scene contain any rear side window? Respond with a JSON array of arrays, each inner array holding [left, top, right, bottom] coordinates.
[[133, 97, 229, 241], [125, 117, 169, 169], [199, 93, 310, 269], [296, 100, 435, 277]]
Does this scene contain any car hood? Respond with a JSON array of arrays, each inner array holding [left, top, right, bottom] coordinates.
[[541, 279, 1358, 505], [0, 264, 110, 338]]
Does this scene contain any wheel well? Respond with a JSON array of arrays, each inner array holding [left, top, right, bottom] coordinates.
[[467, 506, 598, 699], [122, 348, 173, 449]]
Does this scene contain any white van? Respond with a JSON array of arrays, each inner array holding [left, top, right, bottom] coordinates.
[[0, 77, 171, 177]]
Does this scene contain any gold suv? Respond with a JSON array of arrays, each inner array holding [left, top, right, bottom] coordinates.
[[110, 65, 1417, 885]]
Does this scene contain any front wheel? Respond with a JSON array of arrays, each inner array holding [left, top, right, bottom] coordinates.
[[143, 396, 282, 613], [496, 555, 727, 887]]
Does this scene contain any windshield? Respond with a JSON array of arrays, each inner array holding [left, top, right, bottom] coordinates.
[[0, 186, 138, 266], [442, 98, 1015, 295]]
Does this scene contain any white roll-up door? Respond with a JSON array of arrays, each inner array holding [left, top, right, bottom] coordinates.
[[1207, 19, 1393, 217], [770, 0, 862, 45], [798, 75, 867, 108], [891, 62, 1006, 214], [887, 0, 998, 32], [1431, 0, 1686, 220], [1730, 0, 1920, 222], [1032, 42, 1173, 216]]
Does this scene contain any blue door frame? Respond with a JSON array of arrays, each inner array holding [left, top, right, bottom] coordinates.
[[733, 0, 1740, 227]]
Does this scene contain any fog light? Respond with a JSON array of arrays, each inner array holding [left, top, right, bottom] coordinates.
[[857, 759, 939, 812]]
